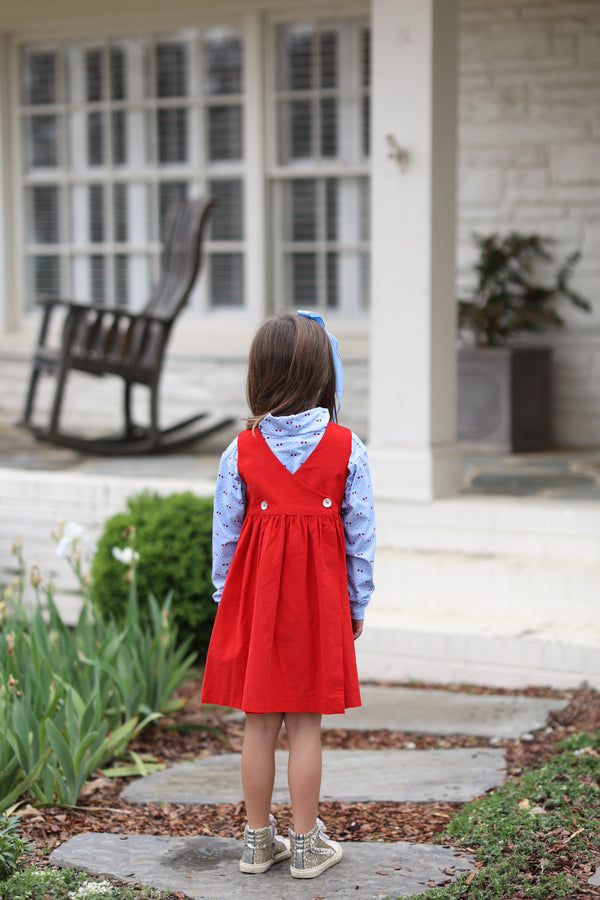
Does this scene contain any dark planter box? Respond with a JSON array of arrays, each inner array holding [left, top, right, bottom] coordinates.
[[457, 346, 552, 452]]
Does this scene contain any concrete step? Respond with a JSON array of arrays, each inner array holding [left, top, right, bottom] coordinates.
[[377, 496, 600, 561], [356, 611, 599, 689], [368, 497, 600, 688], [376, 546, 599, 624]]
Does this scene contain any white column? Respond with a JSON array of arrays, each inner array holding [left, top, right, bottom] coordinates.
[[243, 9, 267, 331], [369, 0, 459, 501], [0, 32, 12, 334]]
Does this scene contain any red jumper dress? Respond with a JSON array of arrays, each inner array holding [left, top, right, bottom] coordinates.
[[200, 421, 361, 714]]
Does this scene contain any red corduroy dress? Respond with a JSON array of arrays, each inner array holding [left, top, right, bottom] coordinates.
[[200, 422, 361, 714]]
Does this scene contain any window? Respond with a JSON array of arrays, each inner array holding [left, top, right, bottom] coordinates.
[[17, 15, 370, 318], [271, 19, 370, 313], [19, 28, 245, 311]]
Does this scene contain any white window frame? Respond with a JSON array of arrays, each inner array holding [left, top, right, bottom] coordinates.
[[266, 13, 371, 319]]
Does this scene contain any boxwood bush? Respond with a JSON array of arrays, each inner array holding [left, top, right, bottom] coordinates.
[[91, 492, 216, 657]]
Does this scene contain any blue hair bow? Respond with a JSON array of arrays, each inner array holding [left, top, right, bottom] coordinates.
[[297, 310, 344, 413]]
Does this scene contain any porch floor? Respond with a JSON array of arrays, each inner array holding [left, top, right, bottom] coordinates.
[[1, 417, 599, 501]]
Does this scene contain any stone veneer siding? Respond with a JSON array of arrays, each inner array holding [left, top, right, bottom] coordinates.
[[457, 0, 600, 446]]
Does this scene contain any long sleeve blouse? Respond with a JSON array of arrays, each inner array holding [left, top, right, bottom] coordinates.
[[212, 408, 375, 620]]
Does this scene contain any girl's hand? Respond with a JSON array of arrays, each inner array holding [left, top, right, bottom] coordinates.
[[351, 619, 363, 640]]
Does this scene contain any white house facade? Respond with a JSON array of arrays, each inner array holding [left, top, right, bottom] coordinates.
[[0, 0, 599, 495]]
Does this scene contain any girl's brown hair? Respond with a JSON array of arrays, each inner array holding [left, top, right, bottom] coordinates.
[[246, 313, 337, 428]]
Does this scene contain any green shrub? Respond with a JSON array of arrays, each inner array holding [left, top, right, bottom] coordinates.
[[0, 816, 31, 880], [91, 492, 216, 657]]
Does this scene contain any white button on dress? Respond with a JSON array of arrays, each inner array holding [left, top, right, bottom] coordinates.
[[322, 497, 332, 508], [261, 500, 268, 510]]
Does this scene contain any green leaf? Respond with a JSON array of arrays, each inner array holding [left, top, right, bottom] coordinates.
[[101, 759, 166, 778], [45, 721, 76, 787], [0, 745, 52, 811], [72, 731, 100, 775]]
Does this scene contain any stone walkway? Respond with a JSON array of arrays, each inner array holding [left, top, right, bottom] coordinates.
[[50, 688, 569, 899]]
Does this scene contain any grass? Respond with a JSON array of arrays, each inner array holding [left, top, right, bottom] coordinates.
[[407, 731, 600, 900]]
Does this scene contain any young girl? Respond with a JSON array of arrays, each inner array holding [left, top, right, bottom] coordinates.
[[200, 311, 375, 879]]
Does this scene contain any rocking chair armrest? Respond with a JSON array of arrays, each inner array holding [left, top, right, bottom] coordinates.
[[36, 297, 170, 325], [37, 296, 76, 307], [37, 297, 118, 316], [35, 298, 108, 332], [100, 309, 173, 326], [32, 299, 170, 356], [33, 297, 84, 348], [36, 296, 99, 312]]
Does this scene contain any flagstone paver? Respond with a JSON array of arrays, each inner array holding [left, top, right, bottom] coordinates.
[[50, 832, 475, 899], [122, 747, 506, 806], [323, 687, 569, 738]]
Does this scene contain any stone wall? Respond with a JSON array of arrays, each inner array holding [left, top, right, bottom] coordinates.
[[457, 0, 600, 446]]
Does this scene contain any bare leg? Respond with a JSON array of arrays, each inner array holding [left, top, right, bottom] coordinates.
[[241, 712, 284, 829], [284, 712, 322, 834]]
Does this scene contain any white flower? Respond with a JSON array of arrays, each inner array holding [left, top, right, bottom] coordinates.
[[28, 869, 55, 881], [111, 546, 140, 565], [56, 522, 97, 557], [55, 537, 72, 557], [68, 880, 114, 898]]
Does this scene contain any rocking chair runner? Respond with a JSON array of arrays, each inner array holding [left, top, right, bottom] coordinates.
[[21, 198, 233, 454]]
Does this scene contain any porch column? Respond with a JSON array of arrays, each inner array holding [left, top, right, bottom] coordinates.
[[0, 32, 11, 333], [369, 0, 460, 501]]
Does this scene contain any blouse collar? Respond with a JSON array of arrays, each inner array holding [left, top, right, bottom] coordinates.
[[259, 408, 330, 437]]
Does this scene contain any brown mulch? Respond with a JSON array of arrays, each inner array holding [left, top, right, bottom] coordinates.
[[16, 680, 600, 896]]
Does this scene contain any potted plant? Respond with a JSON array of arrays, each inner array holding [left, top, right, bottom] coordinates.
[[457, 232, 591, 451]]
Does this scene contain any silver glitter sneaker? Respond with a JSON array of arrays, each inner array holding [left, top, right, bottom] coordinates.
[[239, 813, 291, 874], [289, 818, 343, 879]]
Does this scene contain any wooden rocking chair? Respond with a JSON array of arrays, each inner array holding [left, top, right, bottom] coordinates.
[[20, 198, 234, 454]]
